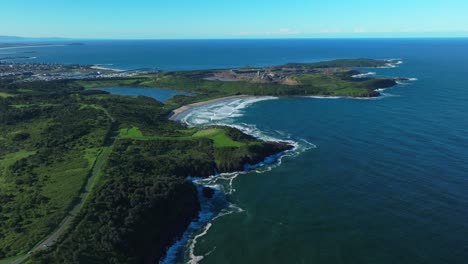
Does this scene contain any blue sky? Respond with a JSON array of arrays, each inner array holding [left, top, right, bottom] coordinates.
[[2, 0, 468, 39]]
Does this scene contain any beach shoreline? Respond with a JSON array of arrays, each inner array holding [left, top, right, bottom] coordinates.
[[169, 90, 393, 122], [169, 95, 251, 120]]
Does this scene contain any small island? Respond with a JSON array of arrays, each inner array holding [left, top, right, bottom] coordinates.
[[0, 59, 407, 263]]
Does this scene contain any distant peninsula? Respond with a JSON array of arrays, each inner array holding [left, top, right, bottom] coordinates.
[[0, 42, 84, 49], [77, 58, 407, 102]]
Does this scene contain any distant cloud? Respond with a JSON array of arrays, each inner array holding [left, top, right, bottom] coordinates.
[[273, 28, 302, 35], [235, 31, 252, 36], [229, 28, 302, 36], [226, 28, 468, 39], [353, 27, 367, 33], [319, 28, 342, 34]]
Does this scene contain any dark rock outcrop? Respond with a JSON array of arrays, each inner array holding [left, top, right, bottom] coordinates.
[[215, 140, 294, 173], [242, 141, 294, 167], [202, 187, 215, 199]]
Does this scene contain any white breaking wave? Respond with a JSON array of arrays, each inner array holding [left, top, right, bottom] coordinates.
[[353, 93, 400, 100], [396, 77, 418, 85], [179, 96, 277, 126], [305, 94, 396, 100], [188, 223, 212, 264], [306, 95, 342, 99], [378, 59, 404, 68], [352, 72, 376, 78]]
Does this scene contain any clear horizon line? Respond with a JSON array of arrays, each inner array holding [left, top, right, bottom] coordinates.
[[3, 36, 468, 41]]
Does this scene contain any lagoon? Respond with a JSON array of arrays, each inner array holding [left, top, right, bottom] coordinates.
[[89, 86, 185, 102]]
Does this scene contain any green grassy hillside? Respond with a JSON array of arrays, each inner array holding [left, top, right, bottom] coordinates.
[[0, 78, 290, 263]]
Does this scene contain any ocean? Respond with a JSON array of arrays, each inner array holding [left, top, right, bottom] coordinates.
[[5, 39, 468, 264]]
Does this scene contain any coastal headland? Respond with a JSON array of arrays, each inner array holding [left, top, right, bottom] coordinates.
[[0, 58, 407, 263], [76, 58, 406, 103]]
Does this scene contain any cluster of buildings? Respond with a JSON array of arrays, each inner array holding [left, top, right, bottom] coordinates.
[[0, 62, 146, 81]]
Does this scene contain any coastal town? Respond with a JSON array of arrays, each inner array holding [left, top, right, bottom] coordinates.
[[0, 58, 409, 86], [0, 61, 151, 81]]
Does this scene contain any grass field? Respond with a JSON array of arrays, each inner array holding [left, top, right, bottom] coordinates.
[[119, 127, 144, 139], [0, 150, 36, 182], [0, 92, 13, 98], [0, 146, 104, 257], [0, 99, 111, 258], [192, 128, 245, 147], [119, 126, 246, 148], [294, 74, 370, 96]]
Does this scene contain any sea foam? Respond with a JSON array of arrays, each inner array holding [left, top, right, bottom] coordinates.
[[377, 59, 404, 68], [178, 96, 277, 126], [352, 72, 376, 78]]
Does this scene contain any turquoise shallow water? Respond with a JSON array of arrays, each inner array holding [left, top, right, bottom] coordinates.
[[8, 39, 468, 264]]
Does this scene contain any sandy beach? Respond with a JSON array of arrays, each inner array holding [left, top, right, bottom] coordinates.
[[169, 95, 250, 120]]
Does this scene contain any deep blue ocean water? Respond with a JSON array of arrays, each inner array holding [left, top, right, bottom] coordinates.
[[5, 39, 468, 263]]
